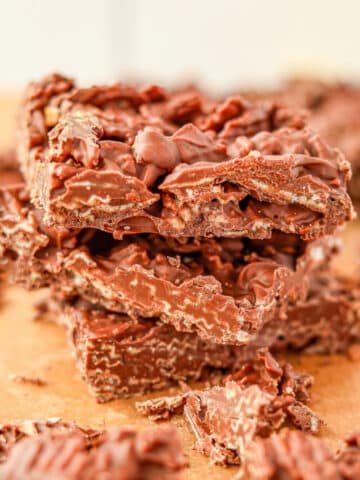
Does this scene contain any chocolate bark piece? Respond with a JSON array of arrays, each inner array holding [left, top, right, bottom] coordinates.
[[0, 177, 46, 282], [59, 233, 330, 345], [17, 74, 353, 240], [252, 79, 360, 207], [9, 374, 46, 386], [137, 349, 321, 466], [238, 428, 339, 480], [239, 428, 360, 480], [0, 151, 25, 286], [337, 432, 360, 479], [1, 171, 354, 350], [0, 177, 75, 288], [61, 300, 245, 402], [0, 152, 29, 254], [0, 161, 93, 287], [0, 418, 101, 463], [259, 272, 360, 354], [292, 82, 360, 209], [0, 176, 333, 344], [10, 228, 333, 344], [0, 424, 185, 480]]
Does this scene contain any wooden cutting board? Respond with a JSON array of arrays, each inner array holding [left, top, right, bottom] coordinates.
[[0, 95, 360, 479]]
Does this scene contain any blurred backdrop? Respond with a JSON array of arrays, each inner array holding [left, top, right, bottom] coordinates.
[[1, 0, 359, 92]]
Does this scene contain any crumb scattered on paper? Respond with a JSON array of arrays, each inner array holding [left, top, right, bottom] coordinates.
[[9, 374, 47, 386]]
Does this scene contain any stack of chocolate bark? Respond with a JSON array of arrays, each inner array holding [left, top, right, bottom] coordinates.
[[0, 73, 356, 408]]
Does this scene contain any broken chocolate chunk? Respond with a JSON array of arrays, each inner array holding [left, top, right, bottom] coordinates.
[[137, 349, 322, 466]]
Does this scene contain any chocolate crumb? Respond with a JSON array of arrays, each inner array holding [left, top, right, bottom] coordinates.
[[137, 349, 322, 465], [9, 374, 47, 387]]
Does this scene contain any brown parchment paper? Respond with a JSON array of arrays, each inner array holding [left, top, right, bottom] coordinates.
[[0, 95, 360, 480]]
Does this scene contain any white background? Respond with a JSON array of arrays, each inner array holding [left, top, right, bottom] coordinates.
[[0, 0, 359, 92]]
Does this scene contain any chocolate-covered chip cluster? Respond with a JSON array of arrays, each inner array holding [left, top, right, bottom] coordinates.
[[1, 72, 354, 387]]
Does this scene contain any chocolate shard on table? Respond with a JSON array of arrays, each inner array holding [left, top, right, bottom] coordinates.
[[0, 173, 335, 344], [17, 73, 353, 240], [61, 299, 247, 402], [137, 348, 322, 466], [0, 422, 185, 480], [238, 428, 360, 480], [9, 374, 46, 386]]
